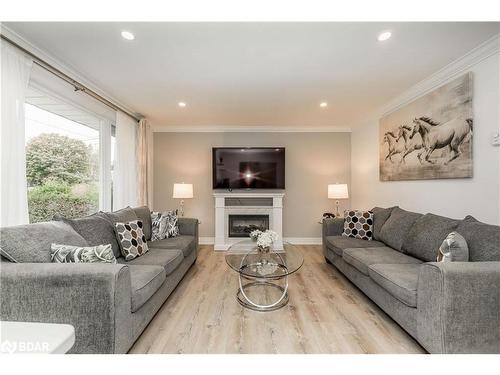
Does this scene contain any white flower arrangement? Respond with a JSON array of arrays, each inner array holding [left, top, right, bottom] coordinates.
[[255, 230, 279, 250], [249, 229, 262, 241]]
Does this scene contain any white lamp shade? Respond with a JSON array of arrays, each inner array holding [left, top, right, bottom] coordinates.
[[328, 184, 349, 199], [173, 183, 193, 199]]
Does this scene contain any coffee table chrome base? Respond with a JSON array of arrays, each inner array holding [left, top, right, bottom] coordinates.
[[237, 275, 289, 312]]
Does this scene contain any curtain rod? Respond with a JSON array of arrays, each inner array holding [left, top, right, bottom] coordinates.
[[1, 34, 142, 123]]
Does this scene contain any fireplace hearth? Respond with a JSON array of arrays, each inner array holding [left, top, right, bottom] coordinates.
[[228, 214, 269, 237]]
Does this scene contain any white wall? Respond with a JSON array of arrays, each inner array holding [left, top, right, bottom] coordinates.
[[351, 47, 500, 224]]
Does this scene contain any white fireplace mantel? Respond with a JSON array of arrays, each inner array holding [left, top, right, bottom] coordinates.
[[213, 190, 285, 251]]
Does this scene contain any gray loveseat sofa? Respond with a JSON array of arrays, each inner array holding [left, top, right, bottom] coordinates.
[[322, 206, 500, 354], [0, 206, 199, 353]]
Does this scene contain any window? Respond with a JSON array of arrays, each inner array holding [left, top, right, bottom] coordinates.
[[24, 103, 100, 222], [24, 85, 114, 223]]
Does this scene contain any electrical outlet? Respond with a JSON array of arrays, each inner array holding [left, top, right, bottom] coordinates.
[[493, 132, 500, 146]]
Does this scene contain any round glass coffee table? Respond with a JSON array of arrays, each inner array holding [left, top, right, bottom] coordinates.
[[225, 239, 304, 312]]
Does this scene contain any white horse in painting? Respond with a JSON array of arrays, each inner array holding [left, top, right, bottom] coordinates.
[[397, 125, 424, 164], [382, 131, 406, 162], [409, 116, 473, 165]]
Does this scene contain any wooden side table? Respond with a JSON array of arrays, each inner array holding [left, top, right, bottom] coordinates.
[[0, 321, 75, 354]]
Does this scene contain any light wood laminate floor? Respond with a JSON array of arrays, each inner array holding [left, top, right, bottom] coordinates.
[[129, 245, 425, 354]]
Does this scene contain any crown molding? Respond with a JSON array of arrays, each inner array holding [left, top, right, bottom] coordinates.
[[153, 125, 351, 133], [0, 25, 141, 118], [355, 33, 500, 126]]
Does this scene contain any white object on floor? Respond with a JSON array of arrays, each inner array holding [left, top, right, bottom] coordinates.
[[0, 321, 75, 354]]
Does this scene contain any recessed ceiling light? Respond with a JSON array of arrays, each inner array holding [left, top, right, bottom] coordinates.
[[320, 102, 328, 108], [377, 31, 392, 42], [121, 31, 135, 41], [178, 102, 187, 108]]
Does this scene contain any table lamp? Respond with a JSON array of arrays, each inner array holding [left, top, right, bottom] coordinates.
[[328, 184, 349, 217], [173, 183, 193, 217]]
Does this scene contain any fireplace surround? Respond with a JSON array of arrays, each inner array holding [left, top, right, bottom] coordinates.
[[213, 191, 284, 250]]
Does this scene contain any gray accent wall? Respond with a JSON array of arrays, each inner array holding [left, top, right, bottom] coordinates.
[[153, 132, 351, 239]]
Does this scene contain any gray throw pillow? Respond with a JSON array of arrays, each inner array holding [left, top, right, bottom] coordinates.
[[51, 243, 117, 264], [54, 213, 121, 259], [437, 232, 469, 262]]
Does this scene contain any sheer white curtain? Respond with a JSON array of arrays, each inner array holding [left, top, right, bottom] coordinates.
[[0, 42, 33, 226], [113, 111, 138, 210], [137, 118, 153, 207]]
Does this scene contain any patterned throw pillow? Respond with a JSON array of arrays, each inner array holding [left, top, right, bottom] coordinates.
[[437, 231, 469, 262], [115, 220, 149, 260], [342, 210, 374, 240], [164, 210, 179, 238], [50, 243, 116, 264], [151, 211, 167, 241], [151, 210, 179, 241]]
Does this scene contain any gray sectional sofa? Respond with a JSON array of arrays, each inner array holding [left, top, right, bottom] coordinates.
[[322, 206, 500, 354], [0, 206, 199, 353]]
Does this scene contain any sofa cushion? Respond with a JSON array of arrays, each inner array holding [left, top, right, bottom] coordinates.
[[325, 236, 384, 257], [132, 206, 152, 241], [368, 263, 421, 307], [54, 213, 121, 258], [102, 206, 138, 224], [148, 235, 196, 258], [379, 207, 422, 251], [342, 246, 422, 276], [371, 206, 398, 241], [129, 265, 166, 312], [457, 216, 500, 261], [0, 221, 88, 263], [119, 248, 184, 275], [402, 213, 460, 262]]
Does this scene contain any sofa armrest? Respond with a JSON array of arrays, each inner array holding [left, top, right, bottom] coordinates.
[[417, 261, 500, 353], [178, 217, 199, 237], [0, 262, 131, 353], [322, 217, 344, 237]]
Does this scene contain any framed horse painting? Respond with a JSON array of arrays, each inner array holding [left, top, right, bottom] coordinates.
[[379, 72, 473, 181]]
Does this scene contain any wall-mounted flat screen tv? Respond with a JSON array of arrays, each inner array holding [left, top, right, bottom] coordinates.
[[212, 147, 285, 189]]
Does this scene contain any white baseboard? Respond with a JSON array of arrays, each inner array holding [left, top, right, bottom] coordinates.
[[198, 237, 322, 246], [199, 237, 215, 245], [284, 237, 322, 245]]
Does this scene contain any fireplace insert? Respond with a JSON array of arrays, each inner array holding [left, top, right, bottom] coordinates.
[[228, 214, 269, 237]]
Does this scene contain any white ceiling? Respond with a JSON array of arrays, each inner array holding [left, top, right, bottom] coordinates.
[[5, 22, 500, 129]]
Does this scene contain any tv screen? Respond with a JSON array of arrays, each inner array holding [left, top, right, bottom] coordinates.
[[212, 147, 285, 189]]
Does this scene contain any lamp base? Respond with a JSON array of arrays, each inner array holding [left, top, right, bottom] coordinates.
[[179, 200, 185, 217]]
